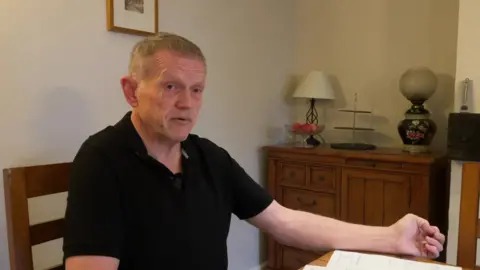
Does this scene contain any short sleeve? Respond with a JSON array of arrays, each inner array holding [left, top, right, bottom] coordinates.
[[229, 157, 273, 220], [63, 140, 124, 260]]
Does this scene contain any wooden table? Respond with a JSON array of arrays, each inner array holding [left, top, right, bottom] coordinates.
[[299, 251, 467, 269]]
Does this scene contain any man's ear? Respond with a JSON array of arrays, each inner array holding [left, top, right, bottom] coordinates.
[[120, 76, 139, 107]]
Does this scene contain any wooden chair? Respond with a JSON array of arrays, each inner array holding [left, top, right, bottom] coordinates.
[[3, 162, 71, 270], [457, 162, 480, 269]]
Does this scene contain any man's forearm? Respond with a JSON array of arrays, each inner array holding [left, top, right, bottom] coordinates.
[[272, 208, 398, 253]]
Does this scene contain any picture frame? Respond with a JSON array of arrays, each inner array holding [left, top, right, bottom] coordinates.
[[107, 0, 159, 36]]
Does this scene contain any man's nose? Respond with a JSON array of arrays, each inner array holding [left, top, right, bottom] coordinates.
[[176, 90, 193, 108]]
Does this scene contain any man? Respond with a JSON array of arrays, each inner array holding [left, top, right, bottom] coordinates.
[[63, 32, 445, 270]]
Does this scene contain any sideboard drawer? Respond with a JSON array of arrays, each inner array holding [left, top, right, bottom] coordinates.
[[308, 166, 336, 191], [279, 162, 306, 186], [346, 158, 403, 170], [282, 188, 336, 218]]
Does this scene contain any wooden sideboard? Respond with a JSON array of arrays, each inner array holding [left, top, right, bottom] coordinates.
[[263, 144, 450, 270]]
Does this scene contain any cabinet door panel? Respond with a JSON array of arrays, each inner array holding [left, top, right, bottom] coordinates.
[[383, 179, 410, 225], [364, 179, 384, 226], [345, 176, 365, 224], [341, 169, 410, 226]]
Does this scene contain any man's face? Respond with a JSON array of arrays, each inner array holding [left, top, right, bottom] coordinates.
[[123, 50, 206, 142]]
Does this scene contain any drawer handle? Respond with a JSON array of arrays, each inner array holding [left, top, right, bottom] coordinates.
[[318, 176, 325, 181], [289, 171, 295, 178], [297, 197, 317, 206]]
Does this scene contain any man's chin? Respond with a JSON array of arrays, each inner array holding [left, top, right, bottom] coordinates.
[[167, 132, 190, 142], [162, 126, 193, 142]]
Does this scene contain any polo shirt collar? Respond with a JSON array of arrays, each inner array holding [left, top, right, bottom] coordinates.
[[114, 111, 192, 160], [114, 111, 149, 156]]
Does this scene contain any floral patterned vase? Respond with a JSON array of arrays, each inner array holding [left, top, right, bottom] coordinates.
[[397, 104, 436, 153]]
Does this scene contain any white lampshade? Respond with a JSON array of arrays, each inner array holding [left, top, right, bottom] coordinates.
[[293, 71, 335, 100]]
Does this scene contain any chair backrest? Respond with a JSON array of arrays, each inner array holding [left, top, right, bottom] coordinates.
[[3, 162, 71, 270], [457, 162, 480, 269]]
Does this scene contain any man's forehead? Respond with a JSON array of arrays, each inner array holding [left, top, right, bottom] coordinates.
[[151, 50, 205, 70], [146, 65, 203, 85], [145, 52, 204, 82]]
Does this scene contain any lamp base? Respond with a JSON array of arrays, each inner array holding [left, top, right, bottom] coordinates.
[[306, 98, 319, 125]]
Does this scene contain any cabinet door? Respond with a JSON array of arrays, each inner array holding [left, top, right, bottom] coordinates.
[[280, 246, 321, 270], [341, 169, 411, 226]]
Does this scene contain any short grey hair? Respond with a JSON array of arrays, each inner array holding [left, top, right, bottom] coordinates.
[[128, 32, 206, 79]]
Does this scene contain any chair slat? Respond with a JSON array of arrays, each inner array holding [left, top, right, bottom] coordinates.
[[3, 168, 34, 270], [30, 219, 65, 246], [457, 163, 480, 268], [477, 219, 480, 238], [24, 163, 71, 198]]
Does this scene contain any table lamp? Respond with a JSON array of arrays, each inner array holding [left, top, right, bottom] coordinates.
[[292, 70, 335, 145]]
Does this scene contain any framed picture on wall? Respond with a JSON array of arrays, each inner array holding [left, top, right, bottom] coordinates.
[[107, 0, 158, 36]]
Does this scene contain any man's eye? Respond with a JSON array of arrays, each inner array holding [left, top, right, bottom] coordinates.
[[166, 84, 175, 90]]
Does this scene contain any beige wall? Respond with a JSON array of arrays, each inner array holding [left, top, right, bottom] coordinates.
[[292, 0, 459, 151], [0, 1, 294, 269], [447, 0, 480, 265]]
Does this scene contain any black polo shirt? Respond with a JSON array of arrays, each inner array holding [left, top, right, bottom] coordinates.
[[63, 112, 273, 269]]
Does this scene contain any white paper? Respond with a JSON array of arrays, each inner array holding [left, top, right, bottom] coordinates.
[[327, 250, 461, 270], [303, 266, 327, 270]]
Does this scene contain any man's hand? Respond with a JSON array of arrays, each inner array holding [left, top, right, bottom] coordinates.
[[391, 214, 445, 259]]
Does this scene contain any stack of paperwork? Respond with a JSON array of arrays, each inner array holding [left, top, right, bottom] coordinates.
[[303, 250, 461, 270]]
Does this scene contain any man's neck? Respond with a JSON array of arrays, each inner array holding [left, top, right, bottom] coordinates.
[[130, 112, 182, 173]]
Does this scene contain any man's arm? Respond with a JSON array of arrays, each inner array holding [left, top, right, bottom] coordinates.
[[63, 140, 124, 270], [249, 200, 397, 253], [219, 144, 395, 252]]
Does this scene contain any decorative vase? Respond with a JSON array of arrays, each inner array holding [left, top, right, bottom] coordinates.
[[397, 66, 438, 153]]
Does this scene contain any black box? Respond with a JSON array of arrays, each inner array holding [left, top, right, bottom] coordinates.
[[447, 112, 480, 161]]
